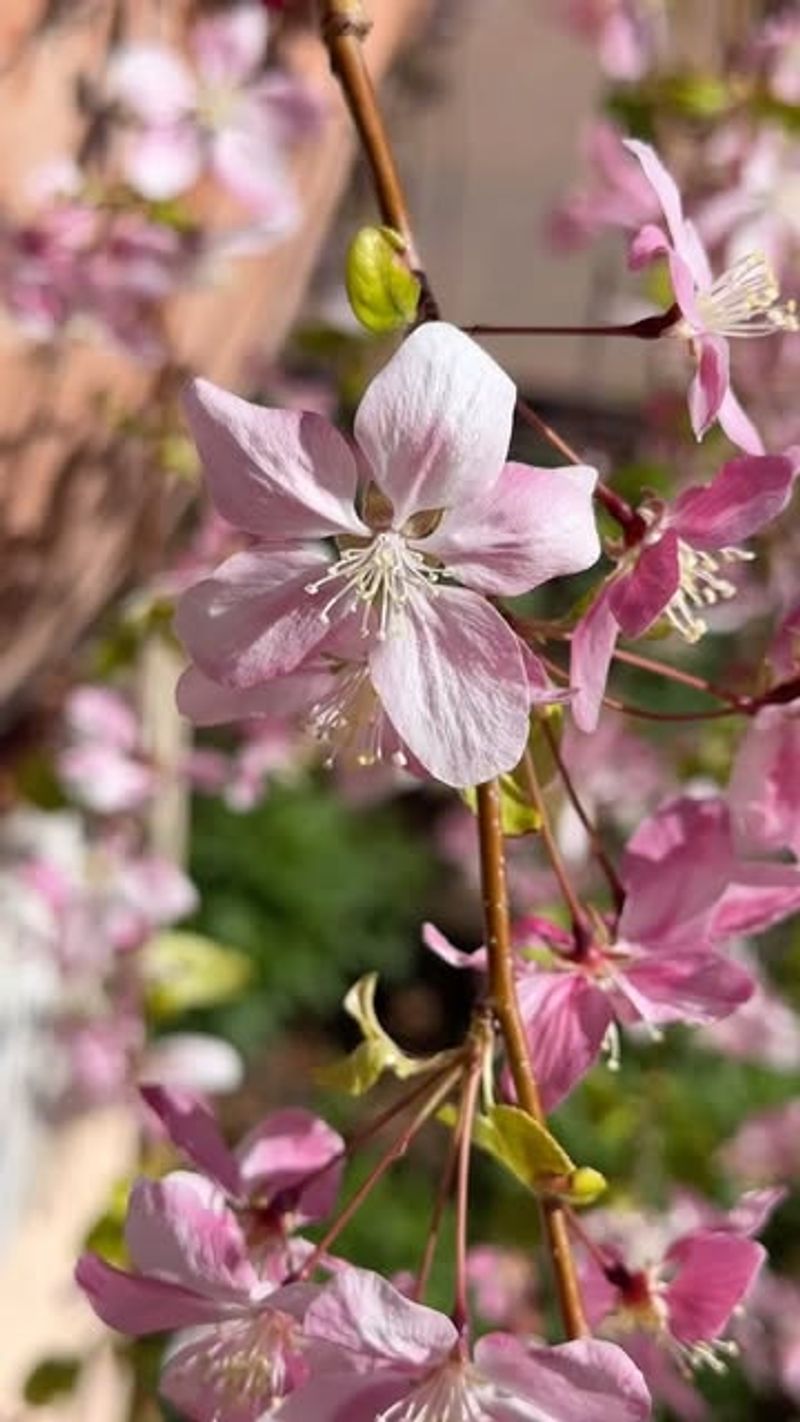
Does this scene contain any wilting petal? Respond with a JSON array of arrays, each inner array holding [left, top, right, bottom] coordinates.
[[670, 454, 796, 549], [139, 1086, 242, 1197], [717, 385, 765, 455], [125, 1173, 257, 1297], [107, 45, 196, 123], [304, 1268, 456, 1367], [123, 125, 203, 202], [665, 1232, 765, 1344], [354, 323, 515, 526], [608, 532, 680, 637], [477, 1334, 652, 1422], [423, 462, 599, 595], [192, 3, 268, 85], [237, 1109, 344, 1223], [184, 380, 365, 541], [75, 1255, 236, 1335], [570, 584, 620, 733], [369, 588, 530, 787], [175, 549, 337, 688], [515, 972, 612, 1110]]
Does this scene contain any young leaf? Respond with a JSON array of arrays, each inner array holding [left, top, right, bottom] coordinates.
[[346, 226, 421, 333]]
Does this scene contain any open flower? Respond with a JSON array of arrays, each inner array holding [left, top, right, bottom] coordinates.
[[275, 1266, 652, 1421], [107, 3, 320, 222], [176, 322, 600, 786], [570, 451, 796, 732], [624, 139, 798, 451]]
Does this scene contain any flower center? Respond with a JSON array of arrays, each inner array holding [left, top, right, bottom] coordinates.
[[694, 251, 798, 337], [666, 541, 754, 643], [181, 1309, 304, 1413], [305, 532, 439, 640], [307, 662, 406, 769], [379, 1361, 488, 1422]]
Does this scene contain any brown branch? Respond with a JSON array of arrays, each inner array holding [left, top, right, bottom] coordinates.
[[476, 781, 588, 1340]]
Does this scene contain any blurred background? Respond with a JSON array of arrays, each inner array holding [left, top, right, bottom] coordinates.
[[0, 2, 798, 1419]]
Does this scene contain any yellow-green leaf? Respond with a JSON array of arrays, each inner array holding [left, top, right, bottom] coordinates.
[[315, 973, 457, 1096], [143, 931, 251, 1019], [315, 1039, 386, 1096], [469, 1105, 606, 1205], [346, 226, 421, 333]]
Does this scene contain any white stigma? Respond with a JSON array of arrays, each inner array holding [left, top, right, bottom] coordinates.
[[695, 251, 798, 338], [378, 1362, 487, 1422], [665, 542, 755, 643], [305, 531, 439, 640], [308, 663, 406, 770]]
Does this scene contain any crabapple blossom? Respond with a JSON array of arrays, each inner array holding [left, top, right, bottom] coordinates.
[[548, 121, 659, 251], [175, 322, 601, 786], [570, 451, 797, 732], [695, 127, 800, 276], [624, 139, 798, 451], [554, 1, 665, 81], [276, 1266, 652, 1421], [106, 3, 321, 224], [58, 685, 156, 814]]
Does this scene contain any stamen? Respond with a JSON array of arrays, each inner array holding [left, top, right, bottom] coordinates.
[[665, 542, 754, 643], [669, 1334, 739, 1377], [378, 1362, 487, 1422], [694, 251, 799, 338], [308, 664, 393, 768], [305, 532, 439, 640]]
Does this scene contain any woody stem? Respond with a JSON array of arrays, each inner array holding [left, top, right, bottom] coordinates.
[[476, 781, 588, 1340]]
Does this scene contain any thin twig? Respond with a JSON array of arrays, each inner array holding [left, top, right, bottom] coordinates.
[[514, 397, 642, 536], [452, 1060, 482, 1336], [540, 718, 625, 913], [520, 751, 591, 948]]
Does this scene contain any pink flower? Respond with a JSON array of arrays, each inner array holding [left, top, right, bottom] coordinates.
[[722, 1101, 800, 1186], [578, 1197, 770, 1406], [695, 127, 800, 278], [175, 323, 601, 786], [76, 1172, 324, 1420], [549, 121, 660, 251], [276, 1266, 652, 1421], [728, 606, 800, 861], [58, 685, 157, 815], [466, 1245, 540, 1331], [624, 139, 798, 450], [107, 4, 321, 223], [555, 1, 664, 81], [570, 452, 797, 732], [701, 953, 800, 1071], [426, 792, 800, 1108]]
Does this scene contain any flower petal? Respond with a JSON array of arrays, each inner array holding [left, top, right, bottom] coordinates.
[[139, 1085, 242, 1197], [211, 119, 299, 226], [607, 532, 680, 637], [369, 588, 530, 787], [192, 3, 268, 86], [514, 971, 612, 1111], [623, 140, 712, 287], [717, 385, 765, 455], [620, 796, 734, 951], [354, 323, 515, 526], [671, 454, 796, 549], [422, 462, 599, 595], [125, 1173, 256, 1297], [236, 1109, 344, 1223], [75, 1255, 235, 1335], [477, 1333, 652, 1422], [175, 549, 337, 688], [689, 336, 730, 441], [422, 922, 488, 971], [624, 951, 754, 1026], [665, 1232, 765, 1344], [184, 379, 365, 541], [177, 664, 323, 725], [711, 862, 800, 941], [305, 1268, 457, 1367], [107, 45, 196, 123], [730, 706, 800, 859], [570, 584, 620, 733], [122, 124, 204, 201]]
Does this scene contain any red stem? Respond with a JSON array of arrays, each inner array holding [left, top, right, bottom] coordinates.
[[464, 306, 681, 341]]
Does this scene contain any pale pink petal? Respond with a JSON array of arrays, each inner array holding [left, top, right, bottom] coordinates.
[[354, 323, 515, 526], [670, 454, 796, 549], [271, 1371, 408, 1422], [66, 686, 138, 749], [607, 532, 680, 637], [122, 125, 203, 201], [665, 1232, 765, 1344], [249, 72, 325, 146], [141, 1034, 244, 1096], [689, 336, 730, 440], [717, 385, 766, 455], [623, 140, 711, 286], [369, 588, 530, 787], [236, 1109, 344, 1222], [623, 1333, 709, 1421], [422, 922, 487, 971], [139, 1086, 242, 1197], [211, 119, 299, 226], [184, 380, 365, 540], [192, 3, 268, 86], [161, 1312, 308, 1422], [117, 856, 198, 927], [124, 1173, 257, 1296], [624, 951, 754, 1025], [730, 707, 800, 859], [75, 1255, 236, 1334], [721, 1188, 786, 1237], [620, 796, 733, 950], [570, 584, 620, 733], [58, 745, 155, 814], [477, 1334, 652, 1422], [174, 549, 337, 688], [177, 665, 318, 725], [107, 45, 196, 123], [304, 1268, 457, 1367], [422, 462, 599, 595], [515, 971, 612, 1110]]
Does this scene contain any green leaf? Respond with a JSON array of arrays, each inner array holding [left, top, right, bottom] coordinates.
[[24, 1359, 82, 1406], [315, 1038, 386, 1096], [470, 1105, 606, 1204], [316, 973, 457, 1097], [346, 226, 421, 333], [142, 931, 252, 1019]]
